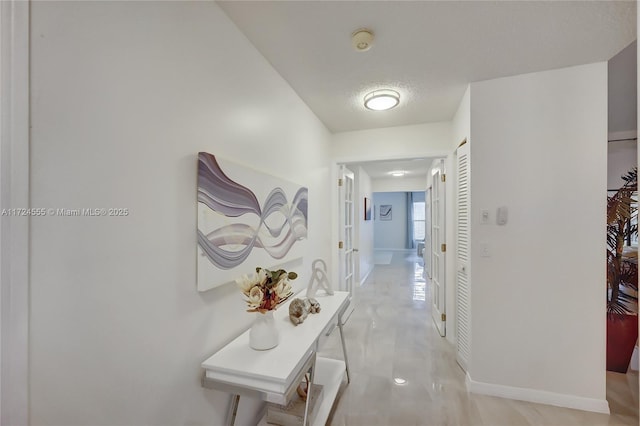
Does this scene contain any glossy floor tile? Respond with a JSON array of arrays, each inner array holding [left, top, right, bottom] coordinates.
[[317, 250, 639, 426]]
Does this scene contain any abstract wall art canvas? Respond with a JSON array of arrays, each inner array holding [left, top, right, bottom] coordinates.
[[197, 152, 308, 291]]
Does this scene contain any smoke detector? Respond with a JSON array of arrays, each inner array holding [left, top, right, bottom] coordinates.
[[351, 29, 374, 52]]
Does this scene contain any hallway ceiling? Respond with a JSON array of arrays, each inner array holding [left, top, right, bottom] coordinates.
[[218, 1, 636, 133]]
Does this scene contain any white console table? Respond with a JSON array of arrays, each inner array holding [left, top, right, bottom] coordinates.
[[202, 291, 351, 426]]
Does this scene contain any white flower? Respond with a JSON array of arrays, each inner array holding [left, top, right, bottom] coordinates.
[[275, 278, 292, 298], [248, 286, 264, 309], [235, 274, 256, 295], [256, 268, 268, 285]]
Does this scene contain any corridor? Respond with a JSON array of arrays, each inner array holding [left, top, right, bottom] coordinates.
[[318, 250, 638, 426]]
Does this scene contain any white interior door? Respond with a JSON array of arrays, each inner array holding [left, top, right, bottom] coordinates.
[[338, 166, 355, 323], [425, 187, 432, 279], [1, 2, 30, 424], [431, 160, 446, 336], [456, 142, 471, 371]]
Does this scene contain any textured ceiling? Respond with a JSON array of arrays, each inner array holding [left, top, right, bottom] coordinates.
[[218, 0, 636, 133]]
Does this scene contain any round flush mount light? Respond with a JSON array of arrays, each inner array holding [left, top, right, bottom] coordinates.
[[389, 170, 407, 177], [394, 377, 407, 385], [364, 89, 400, 111], [352, 29, 374, 52]]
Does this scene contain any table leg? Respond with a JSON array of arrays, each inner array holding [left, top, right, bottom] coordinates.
[[226, 394, 240, 426], [338, 317, 351, 384], [302, 353, 317, 426]]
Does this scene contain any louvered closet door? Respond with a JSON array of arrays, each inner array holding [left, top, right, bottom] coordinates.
[[456, 142, 471, 371]]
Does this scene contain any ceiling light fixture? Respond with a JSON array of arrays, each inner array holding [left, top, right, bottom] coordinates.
[[364, 89, 400, 111], [390, 170, 407, 177]]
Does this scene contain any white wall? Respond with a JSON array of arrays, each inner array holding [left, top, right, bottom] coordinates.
[[608, 138, 637, 190], [468, 63, 607, 409], [354, 167, 374, 284], [372, 192, 407, 249], [609, 41, 637, 134], [452, 86, 471, 149], [331, 121, 451, 162], [608, 40, 637, 191], [29, 2, 332, 425], [372, 176, 427, 193], [0, 2, 29, 425]]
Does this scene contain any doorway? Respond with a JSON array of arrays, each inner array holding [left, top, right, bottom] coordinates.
[[333, 156, 447, 332], [337, 165, 356, 323], [430, 159, 446, 336]]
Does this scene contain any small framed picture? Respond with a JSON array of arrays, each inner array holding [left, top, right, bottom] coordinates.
[[364, 197, 372, 221], [380, 205, 392, 221]]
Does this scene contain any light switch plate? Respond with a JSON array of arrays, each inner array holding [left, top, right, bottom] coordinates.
[[496, 206, 508, 225], [481, 209, 490, 224]]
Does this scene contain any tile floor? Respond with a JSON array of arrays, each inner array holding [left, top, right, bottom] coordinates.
[[318, 250, 639, 426]]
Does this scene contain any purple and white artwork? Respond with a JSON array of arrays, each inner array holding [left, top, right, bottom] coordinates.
[[197, 152, 308, 291]]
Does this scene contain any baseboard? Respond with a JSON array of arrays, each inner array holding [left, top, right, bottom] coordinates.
[[465, 373, 610, 414], [608, 130, 636, 142], [358, 266, 373, 286], [373, 248, 413, 252], [630, 345, 639, 371]]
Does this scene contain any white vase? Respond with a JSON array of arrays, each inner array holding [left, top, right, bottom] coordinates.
[[249, 310, 279, 350]]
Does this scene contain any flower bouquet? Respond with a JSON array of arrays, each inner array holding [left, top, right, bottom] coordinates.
[[236, 267, 297, 313]]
